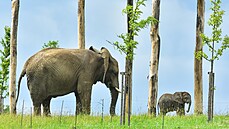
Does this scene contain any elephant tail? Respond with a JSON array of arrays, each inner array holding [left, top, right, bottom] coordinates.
[[15, 68, 26, 106]]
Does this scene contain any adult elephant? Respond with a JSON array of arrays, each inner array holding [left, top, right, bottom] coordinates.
[[16, 46, 120, 116], [158, 91, 191, 116]]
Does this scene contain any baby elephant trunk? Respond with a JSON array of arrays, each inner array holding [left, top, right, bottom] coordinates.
[[186, 101, 191, 113]]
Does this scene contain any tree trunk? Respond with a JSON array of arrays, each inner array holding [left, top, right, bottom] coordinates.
[[0, 96, 3, 114], [194, 0, 205, 115], [9, 0, 20, 114], [148, 0, 160, 116], [78, 0, 85, 49], [125, 0, 133, 126], [125, 58, 132, 123]]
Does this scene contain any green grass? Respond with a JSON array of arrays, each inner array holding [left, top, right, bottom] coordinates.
[[0, 114, 228, 129]]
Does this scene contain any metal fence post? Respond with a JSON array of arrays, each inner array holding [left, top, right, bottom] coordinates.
[[120, 72, 126, 125]]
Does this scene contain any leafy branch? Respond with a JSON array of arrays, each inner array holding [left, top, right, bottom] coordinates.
[[0, 26, 11, 98], [42, 40, 59, 49], [196, 0, 229, 63], [109, 0, 158, 60]]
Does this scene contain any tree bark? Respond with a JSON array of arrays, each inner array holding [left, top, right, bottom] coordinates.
[[194, 0, 205, 115], [125, 58, 132, 123], [148, 0, 160, 116], [9, 0, 19, 115], [78, 0, 85, 49]]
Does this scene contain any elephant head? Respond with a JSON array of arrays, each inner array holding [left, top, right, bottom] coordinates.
[[173, 92, 191, 113], [89, 46, 120, 116]]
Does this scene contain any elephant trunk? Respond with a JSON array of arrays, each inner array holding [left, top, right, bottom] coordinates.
[[109, 87, 119, 116], [186, 101, 191, 113]]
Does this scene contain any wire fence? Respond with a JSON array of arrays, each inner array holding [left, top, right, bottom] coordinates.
[[12, 99, 229, 116]]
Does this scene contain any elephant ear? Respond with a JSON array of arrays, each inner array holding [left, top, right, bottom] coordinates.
[[100, 47, 110, 83], [173, 92, 184, 104], [89, 46, 100, 54], [182, 91, 189, 97], [182, 91, 191, 100]]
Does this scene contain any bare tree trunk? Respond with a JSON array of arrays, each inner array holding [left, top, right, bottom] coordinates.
[[148, 0, 160, 116], [9, 0, 20, 115], [78, 0, 85, 49], [194, 0, 205, 115]]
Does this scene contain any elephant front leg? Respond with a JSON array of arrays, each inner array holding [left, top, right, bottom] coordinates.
[[177, 104, 185, 116], [75, 92, 82, 115], [77, 83, 92, 115]]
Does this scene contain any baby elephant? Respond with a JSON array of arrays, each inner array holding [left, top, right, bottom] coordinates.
[[158, 91, 191, 116]]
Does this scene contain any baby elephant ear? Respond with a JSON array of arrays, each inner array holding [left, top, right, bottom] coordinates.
[[182, 91, 191, 99], [173, 92, 184, 104], [100, 47, 110, 83], [182, 91, 189, 96]]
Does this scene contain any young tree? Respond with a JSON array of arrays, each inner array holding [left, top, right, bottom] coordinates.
[[42, 40, 59, 49], [110, 0, 156, 124], [9, 0, 20, 114], [78, 0, 85, 49], [194, 0, 205, 115], [196, 0, 229, 122], [125, 0, 133, 124], [0, 26, 10, 114], [148, 0, 160, 116]]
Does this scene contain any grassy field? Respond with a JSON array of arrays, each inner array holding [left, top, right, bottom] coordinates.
[[0, 114, 229, 129]]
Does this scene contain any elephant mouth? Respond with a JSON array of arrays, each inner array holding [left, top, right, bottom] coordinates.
[[106, 82, 121, 93]]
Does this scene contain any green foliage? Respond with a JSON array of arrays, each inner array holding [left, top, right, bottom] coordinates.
[[0, 26, 10, 98], [196, 0, 229, 62], [111, 0, 157, 60], [42, 40, 59, 49], [0, 114, 228, 128]]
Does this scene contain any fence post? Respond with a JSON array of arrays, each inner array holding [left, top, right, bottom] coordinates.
[[20, 100, 24, 128], [208, 72, 215, 122], [162, 114, 164, 129], [101, 99, 104, 123], [73, 107, 77, 129], [120, 72, 126, 125], [60, 100, 64, 124], [30, 107, 32, 129]]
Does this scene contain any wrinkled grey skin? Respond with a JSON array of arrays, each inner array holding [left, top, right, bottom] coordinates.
[[158, 91, 191, 116], [16, 46, 120, 116]]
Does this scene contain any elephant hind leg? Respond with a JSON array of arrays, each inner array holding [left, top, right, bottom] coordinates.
[[31, 94, 42, 115], [160, 109, 166, 116], [42, 97, 52, 116], [33, 102, 41, 116]]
